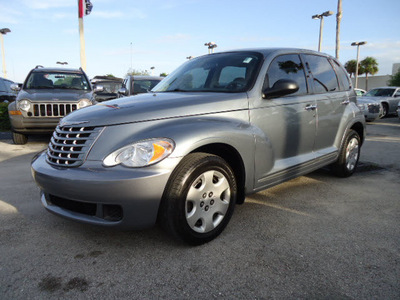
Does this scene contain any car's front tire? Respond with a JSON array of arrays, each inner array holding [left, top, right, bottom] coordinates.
[[332, 129, 360, 177], [12, 132, 28, 145], [159, 153, 237, 245]]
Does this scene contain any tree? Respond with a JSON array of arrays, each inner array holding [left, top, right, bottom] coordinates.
[[387, 69, 400, 86], [360, 57, 379, 90], [160, 72, 168, 77], [344, 60, 360, 78]]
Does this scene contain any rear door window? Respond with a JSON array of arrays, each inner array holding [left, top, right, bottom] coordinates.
[[332, 59, 351, 91], [304, 54, 339, 93]]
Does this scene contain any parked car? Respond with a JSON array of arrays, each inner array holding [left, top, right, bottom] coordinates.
[[32, 48, 366, 245], [0, 77, 18, 102], [356, 97, 383, 122], [361, 87, 400, 117], [118, 75, 163, 97], [8, 66, 96, 144], [397, 101, 400, 120], [91, 76, 123, 102]]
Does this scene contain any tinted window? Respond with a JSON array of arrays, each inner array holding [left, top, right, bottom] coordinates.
[[332, 59, 351, 91], [0, 79, 5, 92], [365, 88, 395, 97], [26, 72, 90, 90], [304, 55, 339, 93], [267, 54, 308, 96]]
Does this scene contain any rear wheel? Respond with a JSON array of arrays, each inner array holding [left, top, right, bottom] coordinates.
[[332, 129, 360, 177], [12, 132, 28, 145], [159, 153, 237, 245]]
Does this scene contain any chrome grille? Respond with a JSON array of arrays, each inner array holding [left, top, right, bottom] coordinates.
[[32, 103, 78, 117], [46, 125, 103, 167], [367, 104, 380, 114]]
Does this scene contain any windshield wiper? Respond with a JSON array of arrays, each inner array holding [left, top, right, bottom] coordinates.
[[164, 88, 189, 92]]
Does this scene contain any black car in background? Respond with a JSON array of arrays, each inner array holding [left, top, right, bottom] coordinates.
[[0, 77, 18, 102], [91, 76, 123, 102]]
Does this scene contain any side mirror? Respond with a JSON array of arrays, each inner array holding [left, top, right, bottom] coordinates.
[[263, 79, 299, 99], [10, 84, 21, 92], [118, 87, 128, 97], [94, 85, 104, 93]]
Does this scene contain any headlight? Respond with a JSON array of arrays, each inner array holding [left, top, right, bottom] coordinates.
[[78, 98, 91, 109], [103, 138, 175, 167], [357, 104, 365, 110], [18, 99, 31, 112]]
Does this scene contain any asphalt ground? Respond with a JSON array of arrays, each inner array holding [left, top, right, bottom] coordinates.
[[0, 117, 399, 299]]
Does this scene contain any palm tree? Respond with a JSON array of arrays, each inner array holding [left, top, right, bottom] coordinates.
[[344, 60, 359, 78], [360, 57, 379, 90], [335, 0, 342, 59]]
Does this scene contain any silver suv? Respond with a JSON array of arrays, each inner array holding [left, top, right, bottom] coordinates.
[[8, 66, 95, 144], [32, 48, 366, 245]]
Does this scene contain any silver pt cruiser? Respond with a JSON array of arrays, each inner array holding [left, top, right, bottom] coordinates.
[[32, 48, 366, 245]]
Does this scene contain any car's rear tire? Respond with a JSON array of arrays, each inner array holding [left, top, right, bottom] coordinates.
[[332, 129, 360, 178], [12, 132, 28, 145], [159, 153, 237, 245]]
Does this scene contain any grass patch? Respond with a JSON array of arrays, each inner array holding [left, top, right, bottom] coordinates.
[[0, 102, 11, 131]]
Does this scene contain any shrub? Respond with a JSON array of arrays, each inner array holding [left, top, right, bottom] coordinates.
[[0, 102, 11, 131]]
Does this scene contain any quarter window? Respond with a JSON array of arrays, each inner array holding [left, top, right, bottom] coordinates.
[[305, 55, 339, 93], [332, 59, 351, 91], [267, 54, 308, 96]]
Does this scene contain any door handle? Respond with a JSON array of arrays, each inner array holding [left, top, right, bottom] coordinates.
[[305, 104, 317, 111], [341, 99, 350, 105]]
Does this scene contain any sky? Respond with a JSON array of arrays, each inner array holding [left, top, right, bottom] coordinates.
[[1, 0, 399, 83]]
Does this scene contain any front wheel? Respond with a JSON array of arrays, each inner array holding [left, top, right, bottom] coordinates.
[[159, 153, 237, 245], [332, 129, 360, 177], [12, 132, 28, 145]]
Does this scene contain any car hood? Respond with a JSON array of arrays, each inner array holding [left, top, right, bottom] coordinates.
[[17, 89, 93, 101], [360, 96, 392, 102], [357, 97, 380, 105], [60, 92, 248, 127]]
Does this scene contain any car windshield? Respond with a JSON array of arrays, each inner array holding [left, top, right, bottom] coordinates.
[[133, 80, 161, 95], [152, 52, 263, 93], [25, 72, 90, 90], [365, 88, 395, 97]]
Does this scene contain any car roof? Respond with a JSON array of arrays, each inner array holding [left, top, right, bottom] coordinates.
[[128, 75, 164, 80], [31, 67, 84, 74]]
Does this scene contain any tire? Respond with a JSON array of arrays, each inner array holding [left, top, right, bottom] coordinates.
[[159, 153, 237, 245], [382, 103, 389, 118], [332, 129, 360, 178], [12, 132, 28, 145]]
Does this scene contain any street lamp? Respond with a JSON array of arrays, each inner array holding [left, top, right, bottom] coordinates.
[[0, 28, 11, 79], [56, 61, 68, 65], [351, 41, 367, 89], [312, 11, 334, 52], [186, 56, 194, 60], [204, 42, 217, 54]]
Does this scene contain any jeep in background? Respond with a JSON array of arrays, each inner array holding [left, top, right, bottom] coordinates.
[[32, 48, 366, 245], [8, 66, 96, 144], [117, 75, 164, 97]]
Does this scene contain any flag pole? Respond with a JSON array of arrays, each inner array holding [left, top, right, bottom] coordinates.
[[78, 0, 87, 71]]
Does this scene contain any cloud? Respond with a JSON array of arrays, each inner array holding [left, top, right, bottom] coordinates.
[[22, 0, 75, 9], [0, 4, 22, 24]]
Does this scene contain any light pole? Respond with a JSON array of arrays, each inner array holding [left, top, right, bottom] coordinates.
[[351, 41, 367, 89], [312, 11, 334, 52], [56, 61, 68, 65], [204, 42, 217, 54], [0, 28, 11, 79]]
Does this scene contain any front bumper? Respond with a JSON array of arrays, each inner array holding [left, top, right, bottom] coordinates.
[[31, 151, 177, 229], [9, 114, 60, 134]]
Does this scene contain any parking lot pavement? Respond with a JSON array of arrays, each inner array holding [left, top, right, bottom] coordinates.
[[1, 118, 399, 299]]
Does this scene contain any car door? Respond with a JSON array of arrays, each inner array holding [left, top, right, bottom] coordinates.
[[251, 53, 317, 188], [302, 54, 346, 157]]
